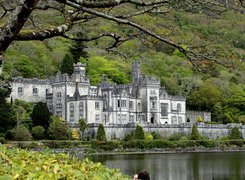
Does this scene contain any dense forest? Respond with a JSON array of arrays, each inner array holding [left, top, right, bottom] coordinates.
[[0, 1, 244, 124]]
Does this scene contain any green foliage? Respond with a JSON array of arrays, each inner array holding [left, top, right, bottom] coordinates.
[[79, 118, 88, 139], [96, 124, 107, 141], [13, 125, 32, 141], [5, 129, 14, 140], [0, 85, 16, 133], [169, 133, 186, 141], [70, 33, 88, 63], [187, 80, 221, 111], [123, 132, 134, 141], [86, 56, 129, 85], [31, 102, 50, 129], [71, 129, 80, 140], [0, 146, 129, 179], [48, 116, 70, 140], [230, 126, 242, 140], [144, 132, 153, 141], [151, 131, 161, 139], [0, 137, 5, 144], [31, 126, 45, 140], [190, 124, 201, 140], [133, 125, 145, 140], [197, 116, 203, 123], [91, 140, 121, 151], [60, 54, 74, 75]]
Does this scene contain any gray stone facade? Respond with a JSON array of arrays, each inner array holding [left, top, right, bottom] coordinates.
[[186, 110, 211, 123], [11, 62, 186, 125]]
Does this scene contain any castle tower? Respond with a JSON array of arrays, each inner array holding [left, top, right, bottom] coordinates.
[[73, 62, 86, 82], [132, 61, 141, 85]]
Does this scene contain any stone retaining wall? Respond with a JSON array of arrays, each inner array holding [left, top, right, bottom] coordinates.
[[87, 123, 245, 140]]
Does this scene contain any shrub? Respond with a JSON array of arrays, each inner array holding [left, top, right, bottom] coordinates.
[[0, 137, 5, 144], [190, 124, 201, 140], [79, 118, 88, 140], [96, 124, 107, 141], [197, 116, 203, 123], [72, 129, 80, 140], [230, 126, 242, 140], [144, 132, 153, 141], [169, 133, 186, 141], [151, 131, 161, 139], [91, 140, 121, 151], [13, 125, 32, 141], [133, 125, 145, 140], [31, 126, 45, 140], [123, 132, 134, 141], [230, 127, 243, 146], [48, 116, 70, 140]]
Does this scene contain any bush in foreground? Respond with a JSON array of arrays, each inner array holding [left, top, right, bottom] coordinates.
[[0, 146, 129, 179]]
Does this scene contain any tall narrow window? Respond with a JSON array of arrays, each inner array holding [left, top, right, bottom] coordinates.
[[177, 103, 181, 112], [79, 102, 84, 117], [161, 103, 168, 116], [129, 101, 133, 110], [117, 100, 120, 108], [151, 101, 157, 109], [95, 102, 100, 110], [95, 114, 100, 122], [121, 100, 126, 108]]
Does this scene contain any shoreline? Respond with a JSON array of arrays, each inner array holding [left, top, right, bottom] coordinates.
[[49, 146, 245, 156]]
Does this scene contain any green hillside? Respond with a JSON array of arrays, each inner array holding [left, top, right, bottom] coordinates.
[[2, 9, 245, 124]]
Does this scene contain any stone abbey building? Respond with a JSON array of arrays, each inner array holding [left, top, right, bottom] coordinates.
[[11, 62, 187, 125]]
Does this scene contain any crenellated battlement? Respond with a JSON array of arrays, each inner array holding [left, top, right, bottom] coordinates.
[[12, 77, 50, 85], [140, 76, 160, 86]]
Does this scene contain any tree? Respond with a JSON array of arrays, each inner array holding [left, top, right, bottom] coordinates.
[[48, 115, 70, 140], [1, 0, 243, 73], [60, 54, 74, 75], [96, 124, 107, 141], [79, 118, 88, 140], [230, 126, 242, 140], [31, 102, 50, 129], [190, 124, 200, 140], [134, 124, 145, 140], [70, 32, 88, 63], [0, 83, 16, 133]]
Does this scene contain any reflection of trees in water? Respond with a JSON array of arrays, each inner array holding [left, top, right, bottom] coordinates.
[[87, 152, 245, 180]]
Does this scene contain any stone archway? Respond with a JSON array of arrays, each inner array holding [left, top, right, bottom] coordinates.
[[150, 114, 154, 124]]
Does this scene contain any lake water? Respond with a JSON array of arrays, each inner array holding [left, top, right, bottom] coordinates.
[[87, 152, 245, 180]]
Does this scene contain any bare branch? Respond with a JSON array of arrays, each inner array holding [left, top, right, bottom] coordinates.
[[63, 0, 170, 8], [0, 3, 15, 19], [15, 24, 72, 41], [0, 0, 39, 53]]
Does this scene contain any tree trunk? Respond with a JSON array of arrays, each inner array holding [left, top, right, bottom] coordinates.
[[0, 0, 39, 75]]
